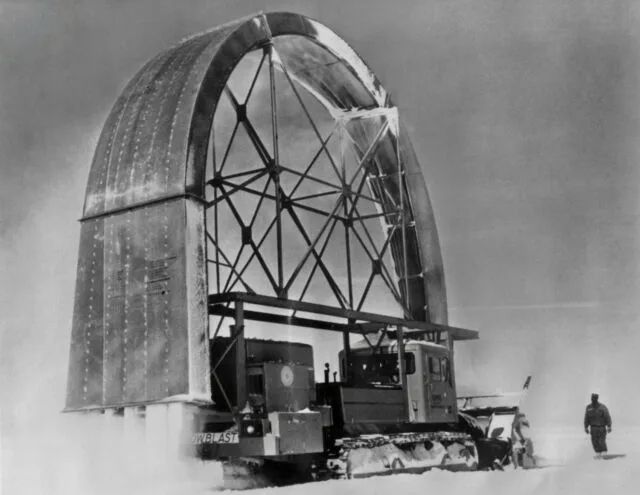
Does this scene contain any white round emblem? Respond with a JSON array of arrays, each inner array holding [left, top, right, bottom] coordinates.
[[280, 365, 294, 387]]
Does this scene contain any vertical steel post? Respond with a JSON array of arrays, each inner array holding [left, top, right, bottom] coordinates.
[[396, 325, 409, 421], [210, 115, 221, 295], [214, 189, 220, 294], [396, 116, 410, 317], [341, 123, 353, 384], [447, 334, 458, 416], [342, 123, 354, 309], [234, 301, 246, 411], [343, 321, 352, 384], [267, 44, 284, 296]]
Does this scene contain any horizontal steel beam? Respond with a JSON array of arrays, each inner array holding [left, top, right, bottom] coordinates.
[[207, 292, 478, 340], [209, 304, 382, 334], [386, 327, 478, 342], [80, 192, 205, 222]]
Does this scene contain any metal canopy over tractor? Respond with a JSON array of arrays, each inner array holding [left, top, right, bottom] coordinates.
[[207, 291, 477, 415]]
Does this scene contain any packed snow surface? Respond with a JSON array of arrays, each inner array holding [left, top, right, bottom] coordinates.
[[2, 417, 637, 495]]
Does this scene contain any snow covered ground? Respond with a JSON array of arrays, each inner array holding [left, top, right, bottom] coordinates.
[[2, 417, 637, 495]]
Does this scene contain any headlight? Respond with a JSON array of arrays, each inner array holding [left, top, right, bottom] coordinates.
[[240, 419, 265, 437]]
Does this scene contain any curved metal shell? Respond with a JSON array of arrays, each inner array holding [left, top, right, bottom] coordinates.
[[66, 12, 446, 410]]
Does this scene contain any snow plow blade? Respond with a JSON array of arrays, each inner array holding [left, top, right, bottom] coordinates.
[[458, 376, 536, 470]]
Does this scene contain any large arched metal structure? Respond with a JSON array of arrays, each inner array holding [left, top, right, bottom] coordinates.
[[65, 12, 460, 413]]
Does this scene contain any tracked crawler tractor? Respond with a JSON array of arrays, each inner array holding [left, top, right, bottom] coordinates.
[[64, 11, 533, 489], [197, 302, 479, 485], [194, 307, 530, 487]]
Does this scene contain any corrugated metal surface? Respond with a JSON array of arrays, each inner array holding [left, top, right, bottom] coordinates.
[[66, 12, 446, 411], [83, 26, 241, 217], [101, 201, 190, 405]]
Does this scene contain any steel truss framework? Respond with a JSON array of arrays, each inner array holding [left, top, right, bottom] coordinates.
[[204, 42, 410, 316], [202, 34, 482, 411], [65, 12, 474, 413], [203, 38, 429, 412]]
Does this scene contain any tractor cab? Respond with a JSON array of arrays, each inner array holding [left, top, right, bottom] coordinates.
[[334, 335, 459, 426]]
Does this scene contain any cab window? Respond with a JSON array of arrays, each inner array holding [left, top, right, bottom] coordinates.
[[349, 352, 415, 387], [428, 356, 451, 384], [428, 357, 442, 381], [441, 357, 451, 385]]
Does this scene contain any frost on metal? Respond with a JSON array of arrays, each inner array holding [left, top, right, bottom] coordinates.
[[309, 20, 389, 108]]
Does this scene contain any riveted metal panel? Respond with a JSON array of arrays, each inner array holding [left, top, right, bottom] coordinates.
[[83, 23, 247, 219], [83, 54, 167, 217], [184, 199, 210, 400], [103, 37, 208, 213], [65, 219, 104, 409], [102, 213, 126, 404], [144, 201, 179, 401], [121, 208, 152, 403], [116, 46, 191, 210], [163, 202, 190, 398], [100, 200, 191, 405]]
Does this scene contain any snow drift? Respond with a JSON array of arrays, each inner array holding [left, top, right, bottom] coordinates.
[[2, 417, 637, 494]]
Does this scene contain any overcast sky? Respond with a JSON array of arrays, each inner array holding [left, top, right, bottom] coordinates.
[[1, 0, 639, 429]]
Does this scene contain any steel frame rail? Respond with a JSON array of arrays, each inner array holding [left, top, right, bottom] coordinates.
[[207, 291, 477, 413]]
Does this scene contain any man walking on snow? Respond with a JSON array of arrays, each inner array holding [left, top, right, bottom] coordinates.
[[584, 393, 612, 458]]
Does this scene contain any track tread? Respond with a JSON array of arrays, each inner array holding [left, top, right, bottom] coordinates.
[[327, 431, 478, 479]]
